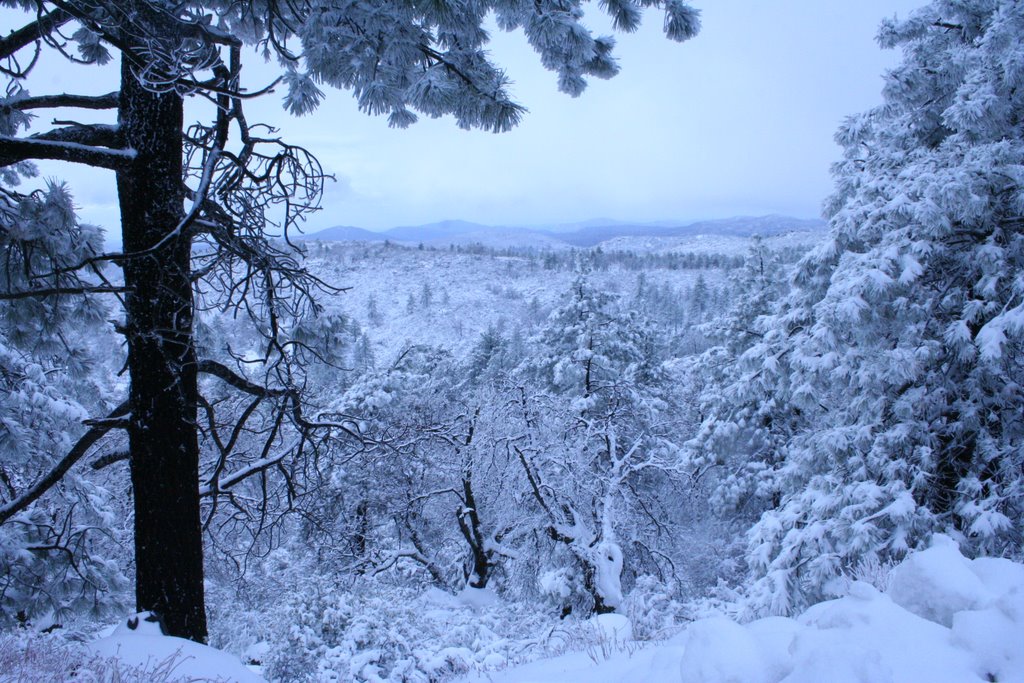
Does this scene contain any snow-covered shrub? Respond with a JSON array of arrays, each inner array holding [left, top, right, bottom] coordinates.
[[259, 580, 555, 682], [849, 553, 900, 594], [0, 631, 83, 683], [674, 536, 1024, 683], [623, 575, 687, 641], [537, 566, 588, 616]]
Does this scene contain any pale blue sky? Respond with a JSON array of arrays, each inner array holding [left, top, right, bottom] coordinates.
[[17, 1, 925, 234]]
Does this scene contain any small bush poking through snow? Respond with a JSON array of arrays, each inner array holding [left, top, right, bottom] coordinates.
[[0, 628, 256, 683], [624, 575, 688, 641], [0, 632, 83, 683]]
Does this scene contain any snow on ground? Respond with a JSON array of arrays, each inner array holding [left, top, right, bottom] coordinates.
[[303, 241, 718, 361], [7, 536, 1016, 682], [86, 612, 264, 682], [458, 535, 1024, 683], [597, 230, 826, 256]]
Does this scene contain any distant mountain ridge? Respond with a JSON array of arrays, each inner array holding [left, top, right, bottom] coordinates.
[[302, 215, 827, 249]]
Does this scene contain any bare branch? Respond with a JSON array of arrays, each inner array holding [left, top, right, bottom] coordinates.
[[0, 8, 72, 62], [199, 438, 302, 497], [198, 358, 287, 399], [8, 92, 119, 111], [90, 451, 129, 470], [0, 284, 127, 300], [198, 358, 367, 443]]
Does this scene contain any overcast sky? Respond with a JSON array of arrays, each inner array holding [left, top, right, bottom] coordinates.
[[19, 0, 925, 234]]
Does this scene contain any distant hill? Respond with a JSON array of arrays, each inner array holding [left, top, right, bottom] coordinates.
[[301, 225, 387, 241], [302, 215, 828, 249], [539, 215, 828, 247], [384, 219, 489, 242]]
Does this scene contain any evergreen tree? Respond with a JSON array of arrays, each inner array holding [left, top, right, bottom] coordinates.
[[732, 0, 1024, 616], [0, 184, 127, 625], [366, 294, 383, 327], [688, 273, 710, 323], [467, 324, 511, 382], [683, 236, 792, 523]]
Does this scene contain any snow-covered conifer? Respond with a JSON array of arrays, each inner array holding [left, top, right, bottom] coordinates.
[[0, 184, 127, 625], [733, 0, 1024, 616]]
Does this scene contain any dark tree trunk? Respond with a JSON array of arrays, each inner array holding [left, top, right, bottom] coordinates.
[[455, 410, 492, 588], [117, 56, 207, 642], [584, 563, 616, 615], [459, 474, 490, 588], [353, 498, 369, 570]]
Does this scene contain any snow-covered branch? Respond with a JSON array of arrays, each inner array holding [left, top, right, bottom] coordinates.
[[0, 125, 131, 171], [0, 401, 129, 526]]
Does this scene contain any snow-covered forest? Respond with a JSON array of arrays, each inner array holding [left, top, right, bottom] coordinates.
[[2, 0, 1023, 681]]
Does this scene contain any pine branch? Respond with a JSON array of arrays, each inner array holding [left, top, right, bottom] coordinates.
[[9, 92, 119, 111], [90, 451, 129, 470], [0, 8, 72, 61], [0, 284, 127, 300], [0, 122, 132, 170], [0, 402, 129, 526]]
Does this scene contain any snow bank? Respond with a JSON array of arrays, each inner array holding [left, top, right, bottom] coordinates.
[[782, 583, 978, 683], [456, 585, 501, 610], [87, 613, 264, 682], [459, 536, 1024, 683], [678, 616, 795, 683], [589, 613, 633, 643], [887, 534, 996, 627]]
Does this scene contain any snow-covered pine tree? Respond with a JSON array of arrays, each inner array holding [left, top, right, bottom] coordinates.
[[0, 183, 128, 625], [683, 236, 792, 521], [738, 0, 1024, 617], [707, 236, 786, 357]]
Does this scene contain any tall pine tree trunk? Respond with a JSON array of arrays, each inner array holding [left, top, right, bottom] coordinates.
[[117, 55, 207, 642]]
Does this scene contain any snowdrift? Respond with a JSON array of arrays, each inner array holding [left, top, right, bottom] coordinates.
[[462, 535, 1024, 683], [85, 612, 263, 682]]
